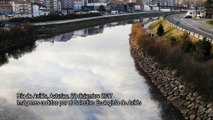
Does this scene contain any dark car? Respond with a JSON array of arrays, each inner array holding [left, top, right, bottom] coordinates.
[[184, 15, 192, 18]]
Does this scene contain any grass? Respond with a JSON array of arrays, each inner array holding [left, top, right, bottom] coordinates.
[[206, 20, 213, 26], [149, 17, 198, 42], [149, 17, 213, 54]]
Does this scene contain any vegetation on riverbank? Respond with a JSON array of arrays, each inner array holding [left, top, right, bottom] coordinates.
[[35, 12, 171, 38], [0, 41, 36, 66], [0, 23, 37, 52], [148, 18, 198, 42], [206, 20, 213, 26], [131, 23, 213, 102], [7, 13, 101, 23], [0, 19, 7, 24]]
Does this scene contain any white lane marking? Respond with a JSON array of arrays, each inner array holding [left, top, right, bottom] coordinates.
[[169, 15, 213, 37], [180, 19, 213, 37]]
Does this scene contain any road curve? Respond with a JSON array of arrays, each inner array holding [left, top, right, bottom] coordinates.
[[165, 13, 213, 40]]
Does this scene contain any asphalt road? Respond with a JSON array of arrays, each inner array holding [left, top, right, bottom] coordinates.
[[165, 13, 213, 40]]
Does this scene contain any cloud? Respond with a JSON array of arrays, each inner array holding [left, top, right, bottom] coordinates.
[[0, 25, 162, 120]]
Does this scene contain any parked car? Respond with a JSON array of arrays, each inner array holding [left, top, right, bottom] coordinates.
[[184, 11, 195, 18], [185, 15, 192, 18], [111, 10, 118, 14], [197, 11, 206, 18]]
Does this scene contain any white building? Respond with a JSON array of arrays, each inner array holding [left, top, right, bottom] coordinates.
[[73, 0, 84, 11], [40, 0, 51, 10], [57, 0, 61, 11], [32, 3, 50, 17], [11, 0, 32, 17], [86, 0, 107, 10]]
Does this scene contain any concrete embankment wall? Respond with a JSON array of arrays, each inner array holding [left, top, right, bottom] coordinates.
[[34, 12, 177, 38], [129, 38, 213, 120]]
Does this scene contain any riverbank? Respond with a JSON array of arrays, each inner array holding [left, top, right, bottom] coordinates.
[[129, 24, 213, 119], [0, 24, 37, 53], [148, 17, 198, 42], [34, 12, 177, 38], [0, 12, 179, 53]]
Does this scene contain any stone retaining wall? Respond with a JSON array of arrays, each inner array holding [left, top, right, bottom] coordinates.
[[129, 38, 213, 120]]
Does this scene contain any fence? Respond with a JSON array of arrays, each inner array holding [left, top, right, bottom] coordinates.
[[165, 18, 213, 43]]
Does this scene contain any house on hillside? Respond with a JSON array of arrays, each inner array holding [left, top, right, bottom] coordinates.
[[61, 0, 73, 14], [0, 0, 13, 15], [32, 2, 50, 17], [11, 0, 32, 17]]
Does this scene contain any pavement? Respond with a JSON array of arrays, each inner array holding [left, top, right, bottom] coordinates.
[[165, 13, 213, 40]]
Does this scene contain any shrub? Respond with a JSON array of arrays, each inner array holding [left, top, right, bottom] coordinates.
[[130, 23, 213, 101], [157, 24, 164, 36], [131, 23, 148, 48], [170, 36, 177, 46], [193, 39, 212, 61], [0, 29, 11, 40], [9, 13, 101, 23], [181, 39, 194, 53], [181, 32, 190, 40], [10, 26, 27, 38]]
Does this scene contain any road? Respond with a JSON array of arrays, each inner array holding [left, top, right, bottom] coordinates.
[[165, 13, 213, 40]]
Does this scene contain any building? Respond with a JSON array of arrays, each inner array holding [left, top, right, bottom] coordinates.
[[11, 0, 32, 17], [61, 0, 73, 14], [57, 0, 61, 11], [49, 0, 57, 11], [32, 2, 49, 17], [86, 0, 107, 10], [40, 0, 51, 10], [73, 0, 84, 11], [108, 0, 125, 12], [0, 0, 13, 14]]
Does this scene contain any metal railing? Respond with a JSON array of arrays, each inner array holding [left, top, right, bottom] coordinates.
[[165, 16, 213, 43]]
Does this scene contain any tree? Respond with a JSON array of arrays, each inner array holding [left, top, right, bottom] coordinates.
[[204, 0, 213, 18], [99, 5, 106, 12], [182, 39, 194, 53], [157, 24, 164, 36], [194, 38, 212, 61], [182, 32, 190, 40]]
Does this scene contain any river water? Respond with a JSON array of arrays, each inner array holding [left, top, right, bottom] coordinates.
[[0, 20, 183, 120]]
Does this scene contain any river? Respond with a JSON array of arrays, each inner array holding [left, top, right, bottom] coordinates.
[[0, 20, 183, 120]]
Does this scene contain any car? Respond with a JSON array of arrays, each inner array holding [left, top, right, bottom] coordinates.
[[185, 15, 192, 18]]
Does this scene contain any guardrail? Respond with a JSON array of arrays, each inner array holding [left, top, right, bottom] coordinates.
[[165, 17, 213, 43]]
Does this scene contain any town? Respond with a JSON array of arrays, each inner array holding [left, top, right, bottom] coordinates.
[[1, 0, 213, 119], [0, 0, 204, 18]]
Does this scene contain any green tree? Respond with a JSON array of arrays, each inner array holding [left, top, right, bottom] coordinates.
[[157, 24, 164, 36], [182, 32, 190, 40], [194, 38, 212, 61], [204, 0, 213, 18], [182, 39, 194, 53], [99, 5, 106, 12]]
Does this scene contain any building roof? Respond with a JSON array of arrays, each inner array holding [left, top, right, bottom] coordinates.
[[32, 2, 46, 8], [0, 0, 11, 1], [13, 0, 31, 4], [0, 4, 12, 7]]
